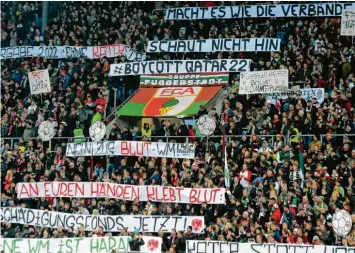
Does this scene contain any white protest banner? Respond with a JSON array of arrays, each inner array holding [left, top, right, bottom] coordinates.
[[140, 73, 229, 86], [239, 69, 289, 94], [0, 207, 205, 233], [265, 88, 325, 104], [28, 69, 51, 95], [147, 38, 280, 53], [0, 44, 146, 61], [0, 236, 162, 253], [17, 182, 226, 204], [185, 241, 355, 253], [341, 10, 355, 36], [109, 59, 250, 76], [65, 140, 195, 159], [165, 3, 355, 20]]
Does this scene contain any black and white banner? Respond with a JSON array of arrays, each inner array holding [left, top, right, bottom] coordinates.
[[0, 44, 146, 61], [28, 69, 51, 95], [109, 59, 250, 76], [0, 207, 205, 233], [341, 10, 355, 36], [185, 241, 354, 253], [165, 3, 355, 20], [239, 69, 289, 94], [265, 88, 325, 104], [66, 140, 195, 159], [147, 38, 280, 53]]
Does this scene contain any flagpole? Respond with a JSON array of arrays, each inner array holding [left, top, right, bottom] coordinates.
[[223, 135, 230, 189]]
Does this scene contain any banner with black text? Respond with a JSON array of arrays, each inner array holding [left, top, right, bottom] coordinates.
[[0, 236, 161, 253], [165, 3, 355, 20], [147, 38, 280, 53], [0, 44, 146, 61], [185, 241, 354, 253], [0, 207, 205, 233], [28, 69, 51, 95], [239, 69, 289, 94], [17, 182, 226, 204], [341, 10, 355, 36], [265, 88, 325, 104], [109, 59, 250, 76], [65, 140, 195, 158]]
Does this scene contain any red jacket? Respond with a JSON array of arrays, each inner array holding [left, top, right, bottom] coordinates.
[[95, 98, 107, 113], [239, 169, 252, 182]]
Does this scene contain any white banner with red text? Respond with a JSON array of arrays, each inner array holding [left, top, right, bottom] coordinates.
[[0, 207, 205, 233], [17, 182, 226, 204], [185, 241, 355, 253], [65, 140, 195, 159], [0, 236, 161, 253], [0, 44, 146, 61]]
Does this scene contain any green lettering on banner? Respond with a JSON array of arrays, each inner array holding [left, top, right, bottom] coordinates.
[[3, 239, 22, 253], [117, 237, 129, 252], [74, 238, 83, 252], [108, 237, 117, 251], [90, 238, 99, 252], [89, 237, 129, 252], [99, 238, 108, 252], [65, 239, 73, 253]]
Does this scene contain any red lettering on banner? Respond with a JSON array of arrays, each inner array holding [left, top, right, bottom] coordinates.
[[146, 186, 155, 201], [98, 183, 107, 196], [189, 188, 219, 204], [116, 44, 125, 56], [114, 185, 124, 198], [19, 183, 38, 198], [59, 183, 68, 196], [169, 188, 176, 201], [175, 187, 183, 202], [100, 46, 106, 58], [92, 47, 100, 58], [121, 141, 151, 156], [44, 182, 52, 197], [123, 185, 132, 200], [160, 87, 195, 96], [147, 186, 184, 202], [91, 182, 99, 196], [31, 71, 43, 79], [131, 185, 140, 200]]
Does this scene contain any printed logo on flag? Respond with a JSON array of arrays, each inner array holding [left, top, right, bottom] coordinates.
[[143, 87, 201, 116]]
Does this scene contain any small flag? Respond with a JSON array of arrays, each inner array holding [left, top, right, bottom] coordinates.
[[224, 146, 230, 188]]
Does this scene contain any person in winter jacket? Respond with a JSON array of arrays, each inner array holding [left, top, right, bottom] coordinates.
[[129, 233, 145, 251], [239, 164, 252, 188]]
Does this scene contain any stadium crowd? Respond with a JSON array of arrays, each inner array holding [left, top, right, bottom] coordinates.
[[1, 1, 355, 252]]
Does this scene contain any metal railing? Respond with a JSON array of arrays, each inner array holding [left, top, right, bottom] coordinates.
[[103, 89, 138, 125]]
